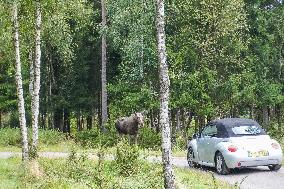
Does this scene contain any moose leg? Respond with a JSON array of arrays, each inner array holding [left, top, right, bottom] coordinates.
[[134, 134, 138, 145], [127, 135, 131, 144], [128, 135, 137, 145]]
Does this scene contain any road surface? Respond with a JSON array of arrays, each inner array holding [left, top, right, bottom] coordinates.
[[1, 152, 283, 189], [148, 156, 284, 189]]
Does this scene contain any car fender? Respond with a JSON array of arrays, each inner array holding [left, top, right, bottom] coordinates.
[[188, 139, 199, 161], [215, 141, 232, 156]]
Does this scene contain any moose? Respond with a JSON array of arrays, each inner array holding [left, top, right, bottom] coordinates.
[[115, 112, 144, 144]]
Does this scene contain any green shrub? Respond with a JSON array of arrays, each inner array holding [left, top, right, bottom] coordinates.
[[138, 127, 161, 150], [0, 128, 66, 147], [173, 134, 187, 151], [38, 129, 66, 145], [74, 126, 163, 150], [36, 154, 163, 189], [115, 140, 140, 176], [0, 128, 22, 147], [2, 156, 236, 189], [74, 128, 118, 148], [266, 122, 284, 140]]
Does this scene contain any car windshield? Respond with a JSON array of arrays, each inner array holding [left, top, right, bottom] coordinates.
[[231, 125, 264, 135]]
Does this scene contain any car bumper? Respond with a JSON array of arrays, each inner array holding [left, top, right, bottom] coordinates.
[[223, 151, 283, 169]]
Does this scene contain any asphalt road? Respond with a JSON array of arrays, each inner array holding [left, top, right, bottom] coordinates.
[[161, 156, 284, 189], [1, 152, 283, 189], [133, 156, 284, 189]]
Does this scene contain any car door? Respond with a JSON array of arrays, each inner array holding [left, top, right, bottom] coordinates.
[[197, 125, 212, 162], [204, 124, 220, 163]]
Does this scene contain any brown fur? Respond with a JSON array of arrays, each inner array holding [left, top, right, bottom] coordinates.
[[115, 113, 144, 143]]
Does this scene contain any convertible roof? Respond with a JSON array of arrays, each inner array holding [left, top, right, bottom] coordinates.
[[210, 118, 260, 128]]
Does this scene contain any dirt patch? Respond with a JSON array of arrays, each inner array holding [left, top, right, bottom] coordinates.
[[28, 160, 44, 178]]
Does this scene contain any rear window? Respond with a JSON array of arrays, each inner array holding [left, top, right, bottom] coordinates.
[[231, 125, 265, 136]]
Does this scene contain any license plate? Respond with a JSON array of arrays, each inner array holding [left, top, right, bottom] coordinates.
[[248, 150, 269, 158]]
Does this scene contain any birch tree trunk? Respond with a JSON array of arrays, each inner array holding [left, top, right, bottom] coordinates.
[[31, 0, 42, 155], [29, 51, 34, 96], [156, 0, 175, 188], [101, 0, 108, 131], [12, 2, 29, 161]]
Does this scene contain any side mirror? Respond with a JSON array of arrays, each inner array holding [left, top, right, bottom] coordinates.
[[192, 133, 197, 139]]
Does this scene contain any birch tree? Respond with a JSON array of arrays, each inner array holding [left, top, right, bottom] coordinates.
[[156, 0, 175, 188], [101, 0, 108, 131], [12, 1, 29, 161], [31, 0, 42, 155]]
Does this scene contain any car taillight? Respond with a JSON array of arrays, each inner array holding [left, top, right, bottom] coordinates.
[[271, 143, 280, 149], [228, 145, 238, 152]]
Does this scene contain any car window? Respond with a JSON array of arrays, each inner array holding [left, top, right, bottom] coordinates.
[[231, 125, 265, 135], [201, 125, 217, 137], [217, 124, 229, 138]]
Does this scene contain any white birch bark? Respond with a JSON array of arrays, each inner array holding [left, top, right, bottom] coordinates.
[[101, 0, 108, 131], [156, 0, 175, 188], [29, 51, 34, 96], [31, 0, 42, 153], [12, 1, 29, 161]]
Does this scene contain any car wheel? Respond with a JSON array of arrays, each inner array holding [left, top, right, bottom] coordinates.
[[215, 152, 230, 175], [268, 164, 281, 171], [187, 147, 196, 168]]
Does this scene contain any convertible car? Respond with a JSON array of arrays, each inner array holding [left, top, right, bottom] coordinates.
[[187, 118, 283, 175]]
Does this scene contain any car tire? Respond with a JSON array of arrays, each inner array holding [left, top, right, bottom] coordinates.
[[268, 164, 281, 171], [215, 152, 230, 175], [187, 147, 197, 168]]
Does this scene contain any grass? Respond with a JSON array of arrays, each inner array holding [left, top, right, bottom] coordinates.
[[0, 142, 77, 153], [0, 157, 235, 189], [0, 142, 187, 158], [0, 128, 282, 188], [0, 158, 21, 189], [0, 145, 21, 152], [175, 167, 236, 189]]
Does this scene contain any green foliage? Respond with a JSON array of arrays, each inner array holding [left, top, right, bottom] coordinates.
[[266, 122, 284, 140], [0, 128, 66, 147], [38, 129, 66, 146], [107, 0, 159, 116], [0, 128, 22, 147], [115, 140, 140, 176], [173, 134, 187, 151], [138, 127, 161, 150], [1, 0, 284, 156], [0, 157, 235, 189], [0, 152, 163, 188], [167, 0, 249, 117], [109, 84, 159, 116], [74, 128, 118, 148]]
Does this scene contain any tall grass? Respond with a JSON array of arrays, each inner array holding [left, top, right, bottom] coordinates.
[[0, 128, 67, 147]]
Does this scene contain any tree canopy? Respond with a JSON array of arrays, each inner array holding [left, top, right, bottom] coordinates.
[[0, 0, 283, 133]]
